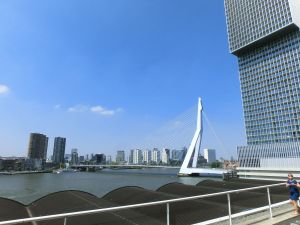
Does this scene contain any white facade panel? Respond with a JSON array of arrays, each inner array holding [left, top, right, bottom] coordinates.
[[204, 149, 216, 164], [289, 0, 300, 28], [260, 158, 300, 169], [161, 148, 170, 164], [142, 150, 151, 163]]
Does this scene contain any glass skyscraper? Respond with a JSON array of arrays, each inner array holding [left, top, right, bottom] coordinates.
[[224, 0, 300, 175], [27, 133, 49, 160], [53, 137, 66, 164]]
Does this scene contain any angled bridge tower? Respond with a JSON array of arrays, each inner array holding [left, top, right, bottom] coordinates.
[[178, 98, 226, 176]]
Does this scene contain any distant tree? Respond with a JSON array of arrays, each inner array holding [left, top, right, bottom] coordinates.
[[210, 161, 221, 168]]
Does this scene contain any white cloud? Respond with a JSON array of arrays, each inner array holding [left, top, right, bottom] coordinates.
[[0, 85, 9, 95], [90, 105, 105, 112], [90, 105, 123, 116], [68, 104, 123, 116], [68, 104, 88, 112]]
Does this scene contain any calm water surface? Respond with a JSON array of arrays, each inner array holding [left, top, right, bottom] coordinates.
[[0, 168, 220, 204]]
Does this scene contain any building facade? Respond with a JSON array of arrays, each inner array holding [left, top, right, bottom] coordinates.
[[27, 133, 48, 160], [142, 150, 151, 164], [106, 155, 112, 164], [71, 149, 79, 165], [116, 150, 125, 164], [171, 148, 187, 162], [95, 154, 106, 165], [225, 0, 300, 177], [203, 149, 216, 164], [52, 137, 66, 164], [161, 148, 170, 164], [151, 148, 160, 164], [131, 149, 142, 165]]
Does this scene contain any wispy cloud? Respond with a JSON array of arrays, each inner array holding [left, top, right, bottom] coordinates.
[[0, 85, 9, 95], [68, 104, 89, 112], [67, 104, 123, 116], [90, 105, 123, 116]]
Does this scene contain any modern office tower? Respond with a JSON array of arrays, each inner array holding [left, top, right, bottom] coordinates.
[[161, 148, 170, 164], [171, 149, 180, 161], [90, 153, 94, 161], [129, 150, 134, 164], [171, 148, 187, 162], [52, 137, 66, 164], [71, 149, 79, 165], [64, 154, 71, 162], [130, 149, 142, 165], [203, 149, 216, 164], [27, 133, 48, 160], [106, 155, 112, 164], [225, 0, 300, 177], [79, 156, 85, 163], [116, 150, 125, 164], [142, 150, 151, 164], [95, 154, 106, 164], [151, 148, 160, 164]]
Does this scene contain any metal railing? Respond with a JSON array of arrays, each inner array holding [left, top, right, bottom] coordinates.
[[0, 182, 288, 225]]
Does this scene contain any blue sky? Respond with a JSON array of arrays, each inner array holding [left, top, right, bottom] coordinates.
[[0, 0, 246, 159]]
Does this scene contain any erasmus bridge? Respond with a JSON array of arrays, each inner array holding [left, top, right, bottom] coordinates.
[[72, 98, 227, 177]]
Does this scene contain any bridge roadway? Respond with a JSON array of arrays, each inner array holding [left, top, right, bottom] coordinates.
[[70, 164, 228, 177], [70, 164, 181, 170]]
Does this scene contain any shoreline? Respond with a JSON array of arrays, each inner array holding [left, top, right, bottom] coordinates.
[[0, 170, 52, 175]]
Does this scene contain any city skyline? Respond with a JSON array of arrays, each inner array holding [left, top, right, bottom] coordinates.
[[0, 1, 245, 159], [10, 131, 227, 162]]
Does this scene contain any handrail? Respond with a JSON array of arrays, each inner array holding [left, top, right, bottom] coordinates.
[[0, 182, 287, 225], [193, 200, 290, 225]]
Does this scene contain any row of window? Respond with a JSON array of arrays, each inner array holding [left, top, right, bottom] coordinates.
[[242, 82, 300, 97], [225, 0, 292, 51], [239, 31, 300, 66]]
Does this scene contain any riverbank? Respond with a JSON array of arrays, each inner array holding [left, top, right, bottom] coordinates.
[[0, 170, 52, 175]]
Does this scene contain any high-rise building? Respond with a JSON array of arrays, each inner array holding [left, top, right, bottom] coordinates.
[[151, 148, 160, 164], [129, 150, 134, 164], [95, 154, 106, 164], [130, 149, 142, 165], [171, 148, 187, 162], [142, 150, 151, 164], [71, 149, 79, 165], [225, 0, 300, 177], [79, 156, 85, 163], [106, 155, 112, 164], [203, 149, 216, 164], [27, 133, 48, 160], [116, 150, 125, 164], [52, 137, 66, 164], [64, 154, 71, 162], [161, 148, 170, 164]]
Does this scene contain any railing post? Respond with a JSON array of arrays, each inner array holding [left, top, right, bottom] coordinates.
[[227, 193, 232, 225], [267, 187, 273, 218], [166, 203, 170, 225], [64, 217, 67, 225]]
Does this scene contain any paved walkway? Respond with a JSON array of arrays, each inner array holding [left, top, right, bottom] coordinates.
[[274, 215, 300, 225], [240, 207, 300, 225], [215, 204, 300, 225]]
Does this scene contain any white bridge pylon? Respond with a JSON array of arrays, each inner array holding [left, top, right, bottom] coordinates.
[[178, 97, 226, 176]]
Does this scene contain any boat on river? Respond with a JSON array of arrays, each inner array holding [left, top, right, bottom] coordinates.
[[53, 168, 79, 174]]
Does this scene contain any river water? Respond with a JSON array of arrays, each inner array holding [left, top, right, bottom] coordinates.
[[0, 168, 219, 204]]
